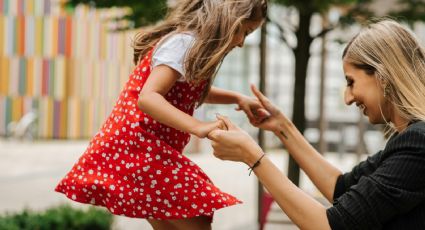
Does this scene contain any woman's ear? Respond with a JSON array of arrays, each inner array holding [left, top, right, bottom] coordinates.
[[374, 73, 389, 98], [376, 72, 387, 86], [378, 78, 391, 98]]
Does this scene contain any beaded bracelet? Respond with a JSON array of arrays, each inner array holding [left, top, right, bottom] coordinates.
[[248, 153, 266, 176]]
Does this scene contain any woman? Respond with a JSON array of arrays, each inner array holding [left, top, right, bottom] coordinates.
[[208, 19, 425, 229]]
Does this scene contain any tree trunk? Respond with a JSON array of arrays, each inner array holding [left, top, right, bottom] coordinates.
[[258, 23, 267, 225], [288, 10, 313, 185], [319, 15, 328, 155]]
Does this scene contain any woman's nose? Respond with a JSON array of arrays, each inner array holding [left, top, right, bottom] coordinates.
[[344, 88, 354, 105]]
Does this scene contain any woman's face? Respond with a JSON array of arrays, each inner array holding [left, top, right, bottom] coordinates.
[[343, 60, 391, 124]]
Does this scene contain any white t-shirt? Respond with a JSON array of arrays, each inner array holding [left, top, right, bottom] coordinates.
[[151, 32, 195, 81]]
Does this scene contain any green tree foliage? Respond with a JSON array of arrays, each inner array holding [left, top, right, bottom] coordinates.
[[66, 0, 168, 28], [391, 0, 425, 24]]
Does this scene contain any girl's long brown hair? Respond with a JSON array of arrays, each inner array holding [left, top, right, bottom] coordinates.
[[132, 0, 267, 106]]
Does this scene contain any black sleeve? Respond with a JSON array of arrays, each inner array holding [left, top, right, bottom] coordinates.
[[333, 151, 382, 200], [327, 129, 425, 230]]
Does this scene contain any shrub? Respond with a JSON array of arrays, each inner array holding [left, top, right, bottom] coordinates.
[[0, 204, 113, 230]]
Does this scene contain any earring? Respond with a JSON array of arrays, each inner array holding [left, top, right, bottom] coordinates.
[[383, 85, 390, 98]]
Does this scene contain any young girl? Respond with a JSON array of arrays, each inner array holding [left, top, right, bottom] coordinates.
[[56, 0, 268, 229]]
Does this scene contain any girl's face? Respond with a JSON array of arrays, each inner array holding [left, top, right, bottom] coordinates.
[[343, 60, 391, 124], [230, 19, 262, 50]]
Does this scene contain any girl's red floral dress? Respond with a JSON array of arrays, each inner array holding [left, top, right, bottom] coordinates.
[[55, 48, 241, 220]]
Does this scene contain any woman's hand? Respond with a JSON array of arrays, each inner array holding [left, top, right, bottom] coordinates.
[[191, 120, 227, 138], [250, 84, 289, 133], [236, 95, 269, 124], [208, 115, 263, 166]]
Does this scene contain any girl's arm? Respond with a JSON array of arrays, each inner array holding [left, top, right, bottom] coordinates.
[[205, 86, 267, 122], [138, 65, 223, 138], [208, 117, 331, 230], [250, 85, 342, 202], [204, 86, 243, 104]]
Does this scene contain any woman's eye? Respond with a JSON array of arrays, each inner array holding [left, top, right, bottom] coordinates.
[[346, 79, 353, 87]]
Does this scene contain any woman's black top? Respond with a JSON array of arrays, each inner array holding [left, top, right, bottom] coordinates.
[[326, 121, 425, 230]]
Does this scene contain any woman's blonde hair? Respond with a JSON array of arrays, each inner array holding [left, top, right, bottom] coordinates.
[[343, 19, 425, 132], [132, 0, 267, 105]]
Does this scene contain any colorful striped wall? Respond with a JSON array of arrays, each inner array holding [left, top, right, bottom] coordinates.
[[0, 0, 136, 138]]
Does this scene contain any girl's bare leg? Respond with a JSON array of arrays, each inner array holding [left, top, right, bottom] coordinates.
[[168, 216, 212, 230], [147, 219, 177, 230]]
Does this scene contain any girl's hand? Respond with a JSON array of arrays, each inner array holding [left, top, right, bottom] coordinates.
[[250, 84, 289, 132], [236, 95, 270, 124], [191, 120, 227, 138], [207, 115, 263, 165]]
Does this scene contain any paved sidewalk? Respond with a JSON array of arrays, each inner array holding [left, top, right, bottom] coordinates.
[[0, 139, 362, 230]]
